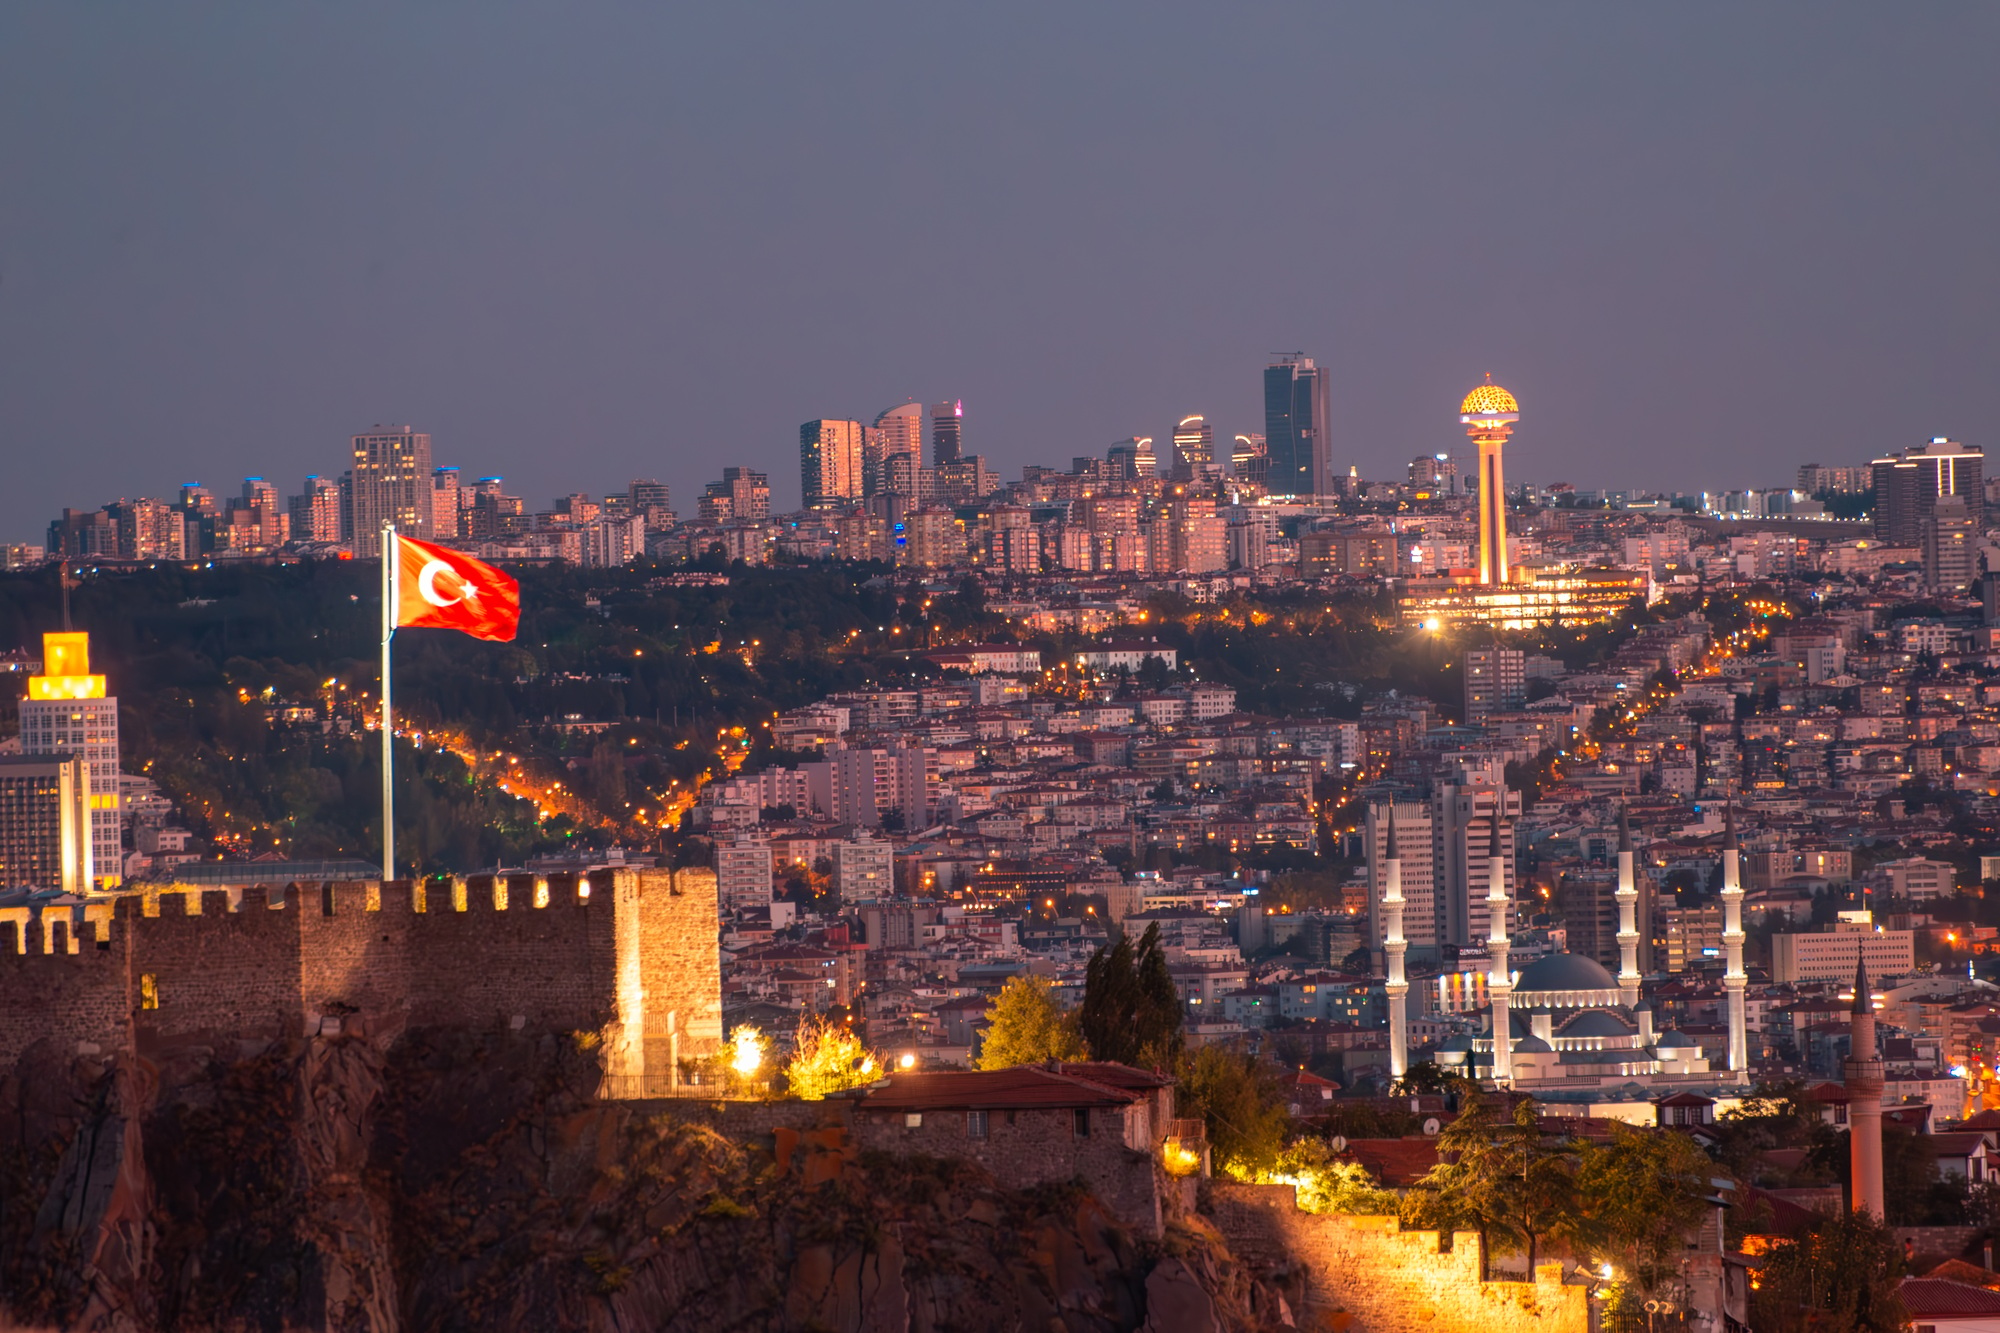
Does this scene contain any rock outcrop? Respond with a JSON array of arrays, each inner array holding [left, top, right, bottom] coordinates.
[[0, 1028, 1296, 1332]]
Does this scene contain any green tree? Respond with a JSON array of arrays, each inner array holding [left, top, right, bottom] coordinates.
[[1270, 1138, 1400, 1216], [976, 976, 1088, 1070], [1748, 1210, 1906, 1333], [1570, 1125, 1716, 1296], [1403, 1092, 1580, 1276], [1177, 1045, 1289, 1178], [1391, 1061, 1471, 1098], [1078, 923, 1184, 1067]]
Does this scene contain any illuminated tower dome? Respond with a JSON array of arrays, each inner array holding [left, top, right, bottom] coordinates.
[[1460, 376, 1520, 586]]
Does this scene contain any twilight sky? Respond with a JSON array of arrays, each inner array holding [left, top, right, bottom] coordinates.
[[2, 3, 1997, 537]]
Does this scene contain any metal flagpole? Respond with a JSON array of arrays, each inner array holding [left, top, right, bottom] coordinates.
[[380, 523, 397, 881]]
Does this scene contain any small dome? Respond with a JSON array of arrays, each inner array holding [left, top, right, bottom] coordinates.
[[1560, 1011, 1635, 1039], [1514, 1035, 1555, 1055], [1438, 1033, 1476, 1052], [1514, 952, 1619, 994], [1460, 375, 1519, 417], [1656, 1030, 1694, 1049]]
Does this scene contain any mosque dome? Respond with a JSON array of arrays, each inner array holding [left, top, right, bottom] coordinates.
[[1459, 375, 1520, 417], [1514, 1035, 1555, 1055], [1656, 1030, 1695, 1049], [1561, 1011, 1635, 1039], [1515, 953, 1618, 993]]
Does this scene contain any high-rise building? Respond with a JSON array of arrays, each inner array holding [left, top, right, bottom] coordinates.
[[0, 754, 93, 895], [431, 468, 462, 539], [1873, 438, 1983, 547], [289, 476, 344, 544], [1463, 646, 1526, 721], [870, 402, 925, 496], [704, 468, 770, 522], [1262, 355, 1331, 496], [19, 631, 121, 887], [1107, 437, 1156, 481], [800, 420, 865, 508], [1366, 800, 1437, 958], [930, 400, 963, 466], [1408, 453, 1457, 491], [1170, 415, 1214, 481], [349, 425, 434, 557], [1460, 377, 1520, 586], [1231, 433, 1267, 487], [1431, 784, 1520, 950], [1797, 463, 1870, 496], [1923, 494, 1977, 593], [714, 832, 774, 913]]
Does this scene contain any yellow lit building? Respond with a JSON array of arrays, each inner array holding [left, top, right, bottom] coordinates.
[[1398, 568, 1649, 632], [20, 631, 121, 887]]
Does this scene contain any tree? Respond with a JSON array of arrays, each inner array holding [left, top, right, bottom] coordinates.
[[1269, 1138, 1400, 1216], [1177, 1045, 1288, 1178], [1403, 1092, 1579, 1276], [1391, 1061, 1471, 1099], [1569, 1125, 1715, 1297], [1078, 923, 1184, 1068], [977, 976, 1088, 1070], [1748, 1210, 1906, 1333], [784, 1016, 879, 1100]]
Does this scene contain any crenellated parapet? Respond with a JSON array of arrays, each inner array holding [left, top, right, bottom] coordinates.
[[0, 868, 722, 1093]]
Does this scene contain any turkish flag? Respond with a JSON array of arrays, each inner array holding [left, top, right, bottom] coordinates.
[[394, 535, 521, 641]]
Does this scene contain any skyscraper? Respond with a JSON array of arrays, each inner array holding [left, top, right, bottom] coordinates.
[[930, 400, 963, 466], [1262, 355, 1331, 496], [1872, 437, 1984, 547], [868, 402, 925, 497], [1923, 494, 1977, 592], [431, 467, 462, 539], [289, 475, 344, 544], [1170, 415, 1214, 480], [19, 631, 121, 887], [1231, 433, 1267, 487], [800, 420, 865, 508], [0, 754, 93, 895], [349, 425, 433, 557], [1106, 437, 1156, 481], [1460, 376, 1520, 586]]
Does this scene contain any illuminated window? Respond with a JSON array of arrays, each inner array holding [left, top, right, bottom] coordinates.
[[140, 974, 159, 1010], [904, 1113, 922, 1129]]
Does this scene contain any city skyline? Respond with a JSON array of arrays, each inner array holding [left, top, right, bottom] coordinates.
[[3, 6, 1996, 539]]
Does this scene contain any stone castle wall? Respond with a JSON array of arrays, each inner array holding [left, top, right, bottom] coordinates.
[[1209, 1183, 1588, 1333], [0, 867, 723, 1087]]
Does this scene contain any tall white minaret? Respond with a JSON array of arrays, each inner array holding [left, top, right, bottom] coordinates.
[[1721, 802, 1749, 1079], [1615, 806, 1643, 1010], [1485, 811, 1514, 1086], [1381, 803, 1410, 1079]]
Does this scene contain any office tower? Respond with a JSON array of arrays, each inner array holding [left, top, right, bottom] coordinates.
[[880, 452, 925, 499], [1170, 415, 1213, 480], [1925, 495, 1977, 593], [1874, 438, 1984, 546], [46, 509, 118, 560], [349, 425, 434, 557], [1264, 355, 1332, 496], [0, 754, 93, 895], [19, 631, 121, 887], [800, 420, 865, 508], [1460, 376, 1520, 586], [107, 498, 185, 560], [930, 400, 963, 466], [177, 484, 220, 555], [870, 402, 925, 496], [1463, 646, 1526, 721], [431, 468, 462, 539], [220, 478, 288, 551], [934, 455, 996, 502], [1231, 433, 1267, 487], [1431, 783, 1520, 950], [1106, 437, 1156, 482], [1367, 800, 1436, 960], [290, 476, 344, 544], [463, 478, 524, 540]]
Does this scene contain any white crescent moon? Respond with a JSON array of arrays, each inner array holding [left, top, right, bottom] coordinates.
[[417, 560, 462, 608]]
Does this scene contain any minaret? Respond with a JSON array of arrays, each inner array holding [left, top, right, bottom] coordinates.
[[1615, 806, 1643, 1010], [1485, 813, 1514, 1086], [1720, 803, 1749, 1079], [1845, 954, 1886, 1217], [1380, 803, 1410, 1080]]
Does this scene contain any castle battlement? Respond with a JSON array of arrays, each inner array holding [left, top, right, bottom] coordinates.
[[0, 869, 722, 1094]]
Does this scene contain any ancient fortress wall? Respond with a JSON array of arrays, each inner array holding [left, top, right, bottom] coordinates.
[[0, 866, 722, 1086], [1209, 1184, 1588, 1333]]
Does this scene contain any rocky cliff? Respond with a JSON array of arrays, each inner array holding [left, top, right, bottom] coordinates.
[[0, 1029, 1298, 1332]]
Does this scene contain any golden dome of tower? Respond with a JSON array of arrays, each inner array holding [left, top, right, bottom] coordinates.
[[1460, 374, 1520, 419]]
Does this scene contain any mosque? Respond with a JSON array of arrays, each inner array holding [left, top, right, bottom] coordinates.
[[1379, 799, 1751, 1103]]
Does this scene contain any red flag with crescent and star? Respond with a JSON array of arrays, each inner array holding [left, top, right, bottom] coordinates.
[[394, 535, 521, 641]]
